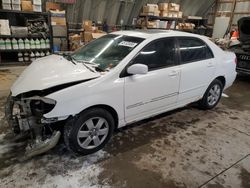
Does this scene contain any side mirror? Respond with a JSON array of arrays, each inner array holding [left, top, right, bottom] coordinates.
[[127, 64, 148, 75]]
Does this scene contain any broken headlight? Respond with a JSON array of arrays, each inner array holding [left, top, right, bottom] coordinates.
[[30, 98, 56, 117]]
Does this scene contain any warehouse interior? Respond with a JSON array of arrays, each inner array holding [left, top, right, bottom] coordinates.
[[0, 0, 250, 187]]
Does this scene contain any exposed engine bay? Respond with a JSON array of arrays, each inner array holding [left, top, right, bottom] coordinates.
[[5, 77, 95, 158], [5, 94, 61, 158]]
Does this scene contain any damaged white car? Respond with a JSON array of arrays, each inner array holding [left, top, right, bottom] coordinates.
[[5, 30, 237, 157]]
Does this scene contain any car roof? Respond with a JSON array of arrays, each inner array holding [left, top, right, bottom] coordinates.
[[112, 29, 204, 40]]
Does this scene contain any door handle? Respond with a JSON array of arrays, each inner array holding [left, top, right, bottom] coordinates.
[[169, 70, 179, 76]]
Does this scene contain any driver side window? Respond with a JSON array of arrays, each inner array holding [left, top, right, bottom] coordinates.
[[132, 38, 177, 71]]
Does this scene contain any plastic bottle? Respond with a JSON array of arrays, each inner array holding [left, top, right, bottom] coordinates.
[[0, 39, 5, 50], [12, 38, 18, 49], [24, 38, 30, 49], [30, 52, 35, 62], [18, 52, 23, 62], [5, 38, 12, 49], [45, 38, 50, 48], [30, 39, 36, 49], [40, 51, 45, 57], [35, 51, 40, 59], [35, 39, 41, 49], [24, 52, 29, 62], [40, 39, 46, 49], [18, 38, 24, 49]]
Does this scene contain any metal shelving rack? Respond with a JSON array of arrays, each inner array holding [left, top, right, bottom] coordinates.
[[0, 9, 53, 65], [137, 15, 208, 35], [138, 15, 184, 30]]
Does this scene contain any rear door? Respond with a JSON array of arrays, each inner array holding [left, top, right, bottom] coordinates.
[[177, 37, 216, 104], [123, 37, 180, 123]]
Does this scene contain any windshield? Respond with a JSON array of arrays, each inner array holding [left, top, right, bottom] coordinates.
[[71, 34, 144, 70]]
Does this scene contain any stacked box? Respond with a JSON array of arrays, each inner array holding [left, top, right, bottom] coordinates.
[[147, 20, 160, 28], [158, 3, 168, 11], [11, 0, 21, 10], [177, 23, 195, 30], [83, 20, 93, 31], [142, 4, 160, 16], [33, 0, 42, 12], [2, 0, 11, 10], [168, 3, 180, 11], [21, 0, 33, 11], [46, 2, 61, 11], [50, 10, 66, 26], [158, 3, 182, 18]]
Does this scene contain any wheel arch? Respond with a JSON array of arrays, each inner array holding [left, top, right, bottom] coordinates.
[[214, 76, 226, 88], [80, 104, 119, 129]]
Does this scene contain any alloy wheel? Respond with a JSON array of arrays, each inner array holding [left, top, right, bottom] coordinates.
[[207, 84, 221, 106], [77, 117, 109, 149]]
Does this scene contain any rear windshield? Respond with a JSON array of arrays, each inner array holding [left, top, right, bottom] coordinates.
[[71, 34, 144, 70]]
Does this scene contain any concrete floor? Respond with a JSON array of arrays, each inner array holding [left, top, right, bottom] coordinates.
[[0, 66, 250, 188]]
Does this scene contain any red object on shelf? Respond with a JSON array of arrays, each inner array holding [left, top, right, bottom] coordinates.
[[231, 30, 239, 40]]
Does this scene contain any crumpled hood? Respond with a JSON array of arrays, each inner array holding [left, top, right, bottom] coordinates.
[[238, 17, 250, 43], [11, 54, 100, 96]]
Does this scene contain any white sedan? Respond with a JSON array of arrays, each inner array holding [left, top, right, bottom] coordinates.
[[6, 30, 237, 157]]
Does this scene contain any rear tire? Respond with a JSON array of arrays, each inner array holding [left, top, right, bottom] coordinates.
[[64, 108, 114, 155], [199, 79, 223, 110]]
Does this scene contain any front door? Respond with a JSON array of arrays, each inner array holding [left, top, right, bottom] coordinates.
[[123, 38, 180, 123]]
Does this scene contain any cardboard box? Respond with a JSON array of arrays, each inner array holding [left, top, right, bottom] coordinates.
[[51, 17, 66, 26], [147, 21, 157, 28], [12, 4, 21, 10], [52, 25, 67, 37], [84, 32, 93, 43], [158, 3, 168, 11], [46, 2, 61, 11], [21, 1, 33, 11], [83, 20, 93, 31], [167, 12, 178, 18], [160, 11, 169, 17], [33, 4, 42, 12], [143, 4, 158, 13], [168, 3, 180, 12], [183, 23, 195, 30], [2, 3, 11, 10], [178, 11, 183, 18], [154, 10, 160, 16]]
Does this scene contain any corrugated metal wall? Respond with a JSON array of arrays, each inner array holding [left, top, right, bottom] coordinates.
[[63, 0, 215, 28], [207, 0, 250, 28]]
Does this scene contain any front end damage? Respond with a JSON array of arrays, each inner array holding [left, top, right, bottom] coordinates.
[[5, 94, 61, 158]]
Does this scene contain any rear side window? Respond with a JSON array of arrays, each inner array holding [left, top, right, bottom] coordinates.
[[132, 38, 177, 71], [178, 37, 214, 64]]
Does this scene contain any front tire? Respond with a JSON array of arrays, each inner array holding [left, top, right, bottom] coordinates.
[[64, 108, 114, 155], [199, 79, 223, 110]]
